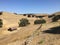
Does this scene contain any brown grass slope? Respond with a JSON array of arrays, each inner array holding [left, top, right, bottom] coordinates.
[[0, 12, 60, 45]]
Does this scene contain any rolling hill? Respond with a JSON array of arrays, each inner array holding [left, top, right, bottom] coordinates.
[[0, 11, 60, 45]]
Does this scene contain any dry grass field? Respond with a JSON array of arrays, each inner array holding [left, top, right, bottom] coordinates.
[[0, 12, 60, 45]]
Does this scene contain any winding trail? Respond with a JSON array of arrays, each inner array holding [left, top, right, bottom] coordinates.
[[24, 24, 42, 45], [0, 24, 40, 45]]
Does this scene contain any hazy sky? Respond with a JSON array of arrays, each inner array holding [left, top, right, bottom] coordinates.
[[0, 0, 60, 14]]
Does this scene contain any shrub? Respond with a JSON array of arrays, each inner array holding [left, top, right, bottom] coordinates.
[[52, 15, 60, 22], [0, 19, 3, 27], [48, 14, 55, 18], [34, 19, 46, 24], [14, 13, 17, 15], [0, 12, 2, 15], [0, 19, 2, 21], [38, 40, 44, 44], [19, 18, 30, 27], [28, 15, 31, 17], [23, 14, 26, 16], [32, 15, 35, 17]]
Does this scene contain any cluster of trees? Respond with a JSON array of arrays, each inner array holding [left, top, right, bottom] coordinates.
[[19, 18, 30, 27], [52, 15, 60, 22], [1, 15, 60, 28], [0, 18, 46, 28], [19, 18, 46, 27], [34, 19, 46, 24], [0, 12, 2, 15], [0, 19, 3, 28]]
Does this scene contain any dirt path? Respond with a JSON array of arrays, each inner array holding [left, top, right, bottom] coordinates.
[[22, 22, 60, 45], [0, 24, 40, 45], [23, 24, 42, 45]]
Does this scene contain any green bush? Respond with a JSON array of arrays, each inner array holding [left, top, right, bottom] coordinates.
[[0, 19, 2, 21], [14, 13, 17, 15], [23, 14, 26, 16], [52, 15, 60, 22], [0, 19, 3, 28], [34, 19, 46, 24], [0, 12, 2, 15], [19, 18, 30, 27]]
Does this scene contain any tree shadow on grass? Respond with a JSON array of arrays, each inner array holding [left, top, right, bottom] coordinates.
[[43, 26, 60, 34]]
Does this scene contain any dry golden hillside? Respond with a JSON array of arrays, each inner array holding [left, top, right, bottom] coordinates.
[[0, 12, 39, 28], [0, 12, 60, 45]]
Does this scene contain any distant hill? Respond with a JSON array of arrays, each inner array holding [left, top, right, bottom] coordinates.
[[52, 12, 60, 15], [0, 11, 60, 28]]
